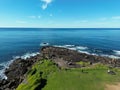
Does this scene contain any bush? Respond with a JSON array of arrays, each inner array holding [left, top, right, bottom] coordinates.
[[76, 61, 90, 67]]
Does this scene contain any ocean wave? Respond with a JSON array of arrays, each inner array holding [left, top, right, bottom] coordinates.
[[0, 46, 120, 80], [0, 60, 13, 80], [54, 44, 120, 59], [54, 45, 75, 48], [78, 50, 90, 54], [101, 54, 120, 59], [113, 50, 120, 56], [54, 45, 91, 54], [54, 45, 87, 50], [13, 52, 40, 60], [0, 52, 40, 80], [76, 46, 88, 50], [64, 45, 75, 47]]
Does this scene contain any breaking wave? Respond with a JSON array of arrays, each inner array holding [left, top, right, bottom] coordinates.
[[0, 52, 40, 80], [113, 50, 120, 56], [1, 44, 120, 80], [13, 52, 40, 60], [54, 45, 120, 59]]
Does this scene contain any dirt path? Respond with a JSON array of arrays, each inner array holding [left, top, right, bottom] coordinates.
[[105, 83, 120, 90], [53, 58, 68, 68]]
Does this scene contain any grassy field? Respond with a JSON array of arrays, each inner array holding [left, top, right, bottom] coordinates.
[[17, 60, 120, 90], [43, 69, 120, 90], [16, 60, 58, 90]]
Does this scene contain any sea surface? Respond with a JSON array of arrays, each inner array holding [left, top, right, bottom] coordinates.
[[0, 28, 120, 79]]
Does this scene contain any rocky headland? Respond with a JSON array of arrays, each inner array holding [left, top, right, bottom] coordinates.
[[0, 46, 120, 90]]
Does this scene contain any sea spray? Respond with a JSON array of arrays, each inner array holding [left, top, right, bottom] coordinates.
[[0, 52, 40, 80], [1, 45, 120, 80], [13, 52, 40, 60], [113, 50, 120, 56], [54, 45, 120, 59]]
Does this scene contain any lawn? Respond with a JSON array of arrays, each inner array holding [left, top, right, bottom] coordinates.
[[17, 60, 120, 90], [43, 68, 120, 90]]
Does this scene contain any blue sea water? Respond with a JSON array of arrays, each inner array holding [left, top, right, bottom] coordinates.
[[0, 28, 120, 78]]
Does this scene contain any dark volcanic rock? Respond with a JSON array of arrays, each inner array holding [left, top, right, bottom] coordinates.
[[41, 46, 98, 62], [0, 54, 42, 90], [5, 59, 30, 81], [41, 46, 120, 67], [1, 46, 120, 90]]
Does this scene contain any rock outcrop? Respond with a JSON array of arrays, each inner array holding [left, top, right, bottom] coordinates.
[[41, 46, 120, 67], [0, 54, 42, 90], [0, 46, 120, 90]]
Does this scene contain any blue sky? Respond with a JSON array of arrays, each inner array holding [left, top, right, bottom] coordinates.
[[0, 0, 120, 28]]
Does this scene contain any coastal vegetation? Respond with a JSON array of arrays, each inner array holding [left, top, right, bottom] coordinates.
[[16, 60, 58, 90], [1, 46, 120, 90], [17, 59, 120, 90]]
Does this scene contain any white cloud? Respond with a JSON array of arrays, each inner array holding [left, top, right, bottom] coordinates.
[[16, 20, 27, 24], [29, 16, 36, 19], [41, 4, 47, 10], [41, 0, 53, 10], [112, 16, 120, 20], [42, 4, 47, 10]]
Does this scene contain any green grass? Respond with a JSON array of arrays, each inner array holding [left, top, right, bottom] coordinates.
[[16, 60, 58, 90], [17, 60, 120, 90], [43, 64, 120, 90], [76, 61, 90, 67]]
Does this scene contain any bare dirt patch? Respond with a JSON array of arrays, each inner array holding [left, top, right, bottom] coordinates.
[[105, 83, 120, 90]]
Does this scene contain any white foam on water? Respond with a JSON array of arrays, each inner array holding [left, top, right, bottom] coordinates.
[[76, 46, 88, 50], [113, 50, 120, 56], [78, 50, 90, 54], [54, 45, 89, 54], [68, 47, 77, 50], [0, 52, 40, 80], [40, 43, 49, 46], [0, 60, 14, 80], [54, 45, 75, 48], [54, 45, 87, 50], [101, 54, 120, 59], [54, 45, 120, 59], [13, 52, 40, 60], [53, 45, 65, 48], [64, 45, 75, 47], [1, 45, 120, 80], [0, 69, 7, 80]]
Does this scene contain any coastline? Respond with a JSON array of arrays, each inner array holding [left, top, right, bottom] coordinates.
[[1, 46, 120, 90], [1, 44, 120, 79], [1, 45, 120, 80]]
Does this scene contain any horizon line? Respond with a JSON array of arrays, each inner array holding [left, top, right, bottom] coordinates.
[[0, 27, 120, 29]]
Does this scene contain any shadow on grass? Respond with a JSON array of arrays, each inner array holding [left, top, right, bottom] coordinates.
[[35, 79, 47, 90]]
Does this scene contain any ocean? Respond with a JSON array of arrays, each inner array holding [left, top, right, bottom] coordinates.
[[0, 28, 120, 79]]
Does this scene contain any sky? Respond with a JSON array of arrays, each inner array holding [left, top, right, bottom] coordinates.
[[0, 0, 120, 28]]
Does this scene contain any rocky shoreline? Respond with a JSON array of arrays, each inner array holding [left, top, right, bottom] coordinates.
[[0, 46, 120, 90]]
